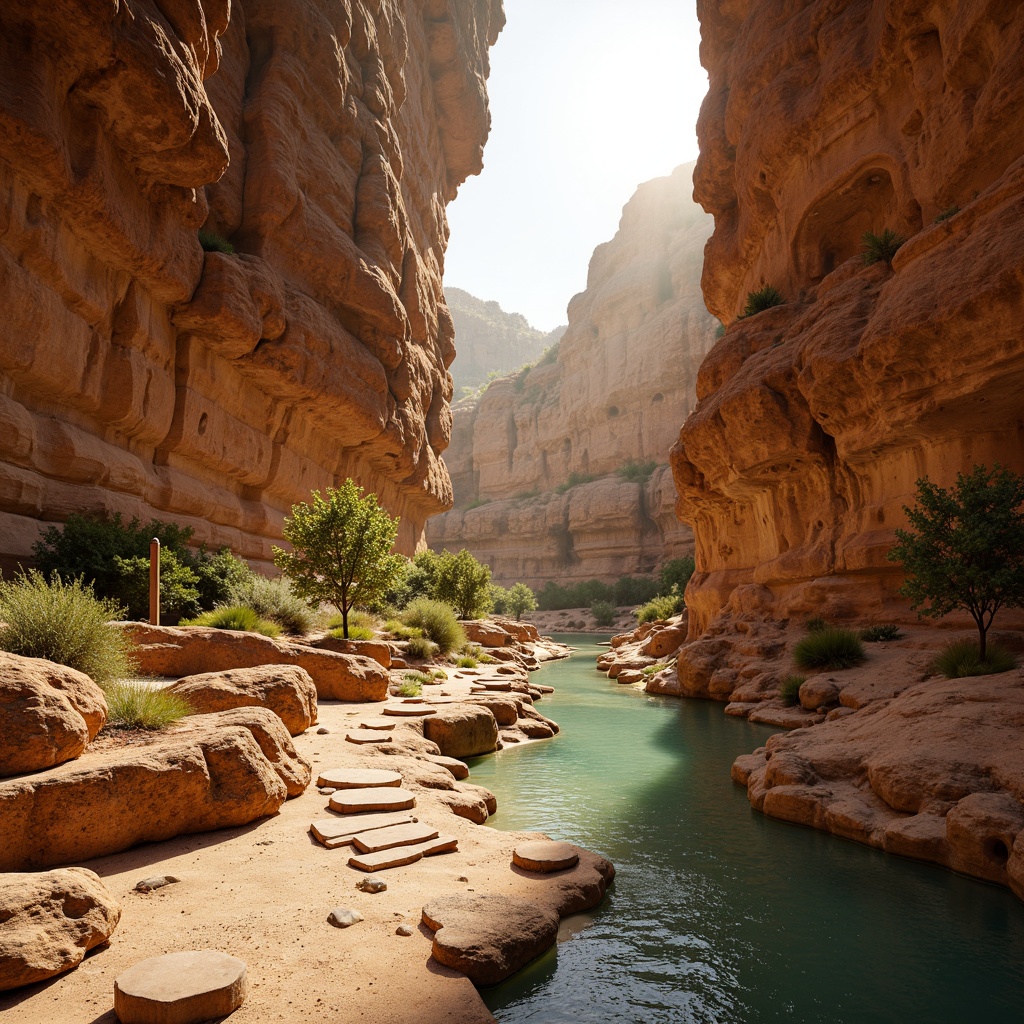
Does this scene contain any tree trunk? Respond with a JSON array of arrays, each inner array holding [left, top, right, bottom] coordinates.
[[342, 605, 349, 640], [978, 620, 988, 662]]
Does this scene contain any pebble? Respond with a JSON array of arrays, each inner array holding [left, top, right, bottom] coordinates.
[[134, 875, 180, 893], [317, 726, 330, 734], [356, 879, 387, 894], [457, 876, 469, 883], [396, 924, 414, 937], [327, 908, 364, 929], [319, 787, 336, 795]]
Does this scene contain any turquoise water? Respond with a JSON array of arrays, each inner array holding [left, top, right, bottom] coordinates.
[[467, 635, 1024, 1024]]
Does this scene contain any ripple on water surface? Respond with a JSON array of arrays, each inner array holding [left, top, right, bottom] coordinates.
[[467, 635, 1024, 1024]]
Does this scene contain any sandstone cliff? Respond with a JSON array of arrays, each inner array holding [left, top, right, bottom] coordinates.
[[675, 1, 1024, 636], [427, 163, 716, 586], [445, 287, 564, 392], [0, 0, 504, 572]]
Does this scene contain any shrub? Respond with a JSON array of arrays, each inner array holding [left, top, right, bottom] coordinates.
[[805, 617, 828, 633], [658, 557, 695, 596], [113, 550, 202, 623], [0, 570, 135, 684], [397, 677, 424, 697], [861, 228, 906, 267], [455, 656, 478, 668], [779, 675, 806, 706], [538, 340, 560, 366], [227, 575, 313, 635], [591, 600, 617, 627], [191, 549, 253, 612], [490, 584, 510, 615], [933, 639, 1016, 679], [104, 682, 192, 729], [198, 229, 235, 254], [183, 605, 281, 637], [386, 619, 422, 641], [617, 460, 658, 484], [432, 549, 492, 619], [934, 206, 959, 223], [402, 598, 466, 654], [404, 635, 437, 660], [794, 628, 866, 671], [739, 285, 785, 318], [636, 593, 683, 623], [431, 669, 448, 681], [641, 662, 669, 676], [613, 575, 660, 606], [555, 471, 598, 494], [331, 625, 373, 641], [860, 624, 904, 642]]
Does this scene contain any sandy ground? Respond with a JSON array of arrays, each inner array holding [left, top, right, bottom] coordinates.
[[1, 657, 601, 1024]]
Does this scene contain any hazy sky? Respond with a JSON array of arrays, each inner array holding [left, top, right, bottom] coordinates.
[[444, 0, 708, 331]]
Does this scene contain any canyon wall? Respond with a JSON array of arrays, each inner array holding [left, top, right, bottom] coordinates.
[[0, 0, 504, 572], [672, 0, 1024, 637], [428, 163, 717, 587], [445, 287, 564, 392]]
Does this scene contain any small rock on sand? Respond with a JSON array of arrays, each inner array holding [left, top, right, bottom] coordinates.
[[134, 875, 180, 893], [327, 908, 364, 929]]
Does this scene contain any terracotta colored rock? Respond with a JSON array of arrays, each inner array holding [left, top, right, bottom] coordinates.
[[0, 868, 121, 991], [799, 678, 841, 711], [121, 624, 389, 702], [422, 705, 499, 758], [352, 822, 440, 854], [440, 790, 490, 825], [461, 621, 510, 648], [315, 768, 402, 790], [310, 812, 418, 849], [349, 834, 458, 873], [167, 665, 317, 736], [382, 705, 437, 717], [114, 950, 248, 1024], [513, 841, 580, 873], [345, 730, 392, 745], [465, 695, 519, 726], [312, 637, 392, 669], [639, 624, 688, 659], [421, 754, 470, 780], [0, 652, 108, 777], [0, 707, 307, 871], [328, 788, 416, 814], [422, 894, 560, 986], [493, 619, 540, 643]]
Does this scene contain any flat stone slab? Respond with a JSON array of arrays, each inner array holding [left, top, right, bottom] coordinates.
[[349, 834, 457, 872], [316, 768, 402, 789], [345, 730, 393, 744], [114, 949, 248, 1024], [352, 822, 440, 853], [382, 705, 437, 717], [358, 719, 397, 730], [329, 787, 416, 814], [310, 812, 417, 848], [422, 754, 470, 780], [512, 841, 580, 873], [534, 685, 555, 694], [479, 680, 513, 691]]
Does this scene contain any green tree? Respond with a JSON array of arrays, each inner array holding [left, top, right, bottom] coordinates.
[[888, 464, 1024, 660], [432, 549, 493, 619], [505, 582, 538, 621], [273, 481, 405, 638]]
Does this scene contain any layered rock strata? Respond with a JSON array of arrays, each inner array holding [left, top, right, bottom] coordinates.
[[428, 163, 717, 586], [0, 0, 504, 572]]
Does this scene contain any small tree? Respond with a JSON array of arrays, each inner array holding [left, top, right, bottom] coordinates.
[[506, 583, 538, 621], [888, 464, 1024, 660], [273, 481, 405, 638], [432, 549, 492, 619]]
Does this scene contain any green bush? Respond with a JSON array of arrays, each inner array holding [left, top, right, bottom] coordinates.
[[402, 598, 467, 654], [192, 549, 253, 612], [183, 605, 281, 637], [104, 682, 192, 729], [860, 624, 904, 642], [397, 677, 423, 697], [659, 557, 695, 596], [198, 228, 235, 254], [805, 617, 828, 633], [505, 582, 538, 620], [432, 549, 493, 619], [933, 639, 1016, 679], [641, 662, 669, 676], [613, 575, 661, 606], [779, 675, 806, 706], [113, 550, 202, 623], [861, 228, 906, 267], [0, 570, 135, 684], [455, 656, 478, 668], [227, 575, 313, 635], [617, 460, 658, 484], [386, 619, 422, 641], [404, 635, 437, 660], [794, 628, 866, 671], [489, 584, 510, 614], [934, 206, 959, 223], [739, 285, 785, 318], [590, 600, 617, 627], [538, 341, 560, 366], [537, 579, 610, 610], [636, 593, 683, 623]]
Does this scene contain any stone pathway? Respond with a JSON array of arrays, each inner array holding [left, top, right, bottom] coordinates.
[[315, 768, 402, 789]]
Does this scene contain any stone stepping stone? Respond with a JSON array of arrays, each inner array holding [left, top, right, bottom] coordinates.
[[534, 684, 555, 694], [345, 730, 392, 744], [422, 754, 469, 780], [382, 705, 437, 717], [352, 821, 440, 853], [114, 949, 248, 1024], [359, 719, 397, 731], [316, 768, 402, 790], [329, 787, 416, 814], [349, 834, 457, 872], [401, 697, 427, 704], [512, 840, 580, 873], [310, 812, 417, 848]]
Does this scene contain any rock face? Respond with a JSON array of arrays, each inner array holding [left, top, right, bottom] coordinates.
[[674, 1, 1024, 636], [0, 706, 309, 871], [427, 163, 716, 586], [0, 867, 121, 992], [0, 652, 107, 777], [445, 287, 565, 392], [0, 0, 505, 574]]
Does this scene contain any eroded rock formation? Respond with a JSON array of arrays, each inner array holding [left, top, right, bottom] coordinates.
[[428, 163, 716, 586], [675, 0, 1024, 634], [0, 0, 504, 572]]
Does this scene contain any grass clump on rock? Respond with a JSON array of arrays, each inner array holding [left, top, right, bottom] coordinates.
[[455, 656, 478, 669], [398, 674, 426, 697], [104, 682, 192, 729], [198, 228, 235, 254], [183, 605, 281, 637], [0, 570, 135, 684], [933, 638, 1016, 679], [779, 675, 806, 706], [861, 228, 906, 267], [793, 628, 866, 671], [739, 285, 785, 319], [404, 635, 438, 661], [860, 623, 904, 642], [636, 593, 682, 624], [401, 598, 466, 655], [331, 624, 373, 641]]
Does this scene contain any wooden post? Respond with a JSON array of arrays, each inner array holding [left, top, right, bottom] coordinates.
[[149, 538, 160, 625]]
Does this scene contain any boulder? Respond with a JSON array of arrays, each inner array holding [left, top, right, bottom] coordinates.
[[461, 620, 510, 648], [639, 623, 688, 659], [0, 652, 108, 777], [464, 694, 520, 726], [0, 867, 121, 991], [0, 706, 308, 871], [799, 677, 841, 710], [422, 705, 499, 758], [493, 619, 539, 642], [311, 636, 392, 668], [513, 841, 580, 873], [167, 665, 317, 735], [120, 624, 389, 702]]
